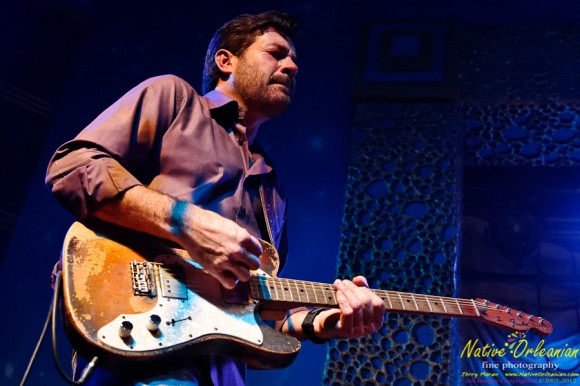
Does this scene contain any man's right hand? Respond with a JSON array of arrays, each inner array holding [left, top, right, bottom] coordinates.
[[176, 204, 262, 289]]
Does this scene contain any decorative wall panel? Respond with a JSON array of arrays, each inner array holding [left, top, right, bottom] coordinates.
[[323, 103, 462, 385]]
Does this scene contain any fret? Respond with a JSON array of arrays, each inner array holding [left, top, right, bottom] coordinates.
[[285, 279, 294, 302], [294, 280, 302, 302], [318, 285, 330, 304], [470, 299, 480, 316], [446, 298, 459, 315], [455, 298, 463, 315], [411, 294, 419, 311], [303, 281, 311, 303], [311, 282, 319, 304], [271, 278, 280, 301], [429, 297, 447, 315], [425, 295, 434, 313], [397, 292, 406, 311], [383, 291, 393, 310], [276, 279, 286, 301], [440, 296, 448, 314], [321, 284, 336, 306]]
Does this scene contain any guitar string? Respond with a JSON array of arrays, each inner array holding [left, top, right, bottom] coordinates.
[[151, 262, 473, 307], [152, 263, 537, 319], [253, 276, 479, 306], [250, 277, 539, 317]]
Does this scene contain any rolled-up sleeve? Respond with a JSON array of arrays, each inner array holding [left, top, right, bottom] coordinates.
[[46, 75, 187, 218]]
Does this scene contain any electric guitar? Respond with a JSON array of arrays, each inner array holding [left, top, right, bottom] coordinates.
[[59, 222, 553, 370]]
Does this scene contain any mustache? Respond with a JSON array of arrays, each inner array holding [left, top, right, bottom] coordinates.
[[269, 74, 294, 88]]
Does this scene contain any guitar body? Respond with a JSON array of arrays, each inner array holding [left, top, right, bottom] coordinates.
[[60, 222, 300, 370]]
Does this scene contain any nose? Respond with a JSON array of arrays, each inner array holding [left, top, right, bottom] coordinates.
[[281, 56, 298, 78]]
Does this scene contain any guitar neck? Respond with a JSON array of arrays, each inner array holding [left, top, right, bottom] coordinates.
[[250, 276, 479, 318]]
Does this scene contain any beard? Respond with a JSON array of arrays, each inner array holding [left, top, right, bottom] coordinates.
[[234, 57, 294, 118]]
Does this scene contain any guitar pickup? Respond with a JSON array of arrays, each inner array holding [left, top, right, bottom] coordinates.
[[159, 264, 188, 300], [130, 261, 156, 297]]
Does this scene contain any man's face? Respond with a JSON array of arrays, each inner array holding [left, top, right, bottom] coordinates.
[[233, 29, 298, 118]]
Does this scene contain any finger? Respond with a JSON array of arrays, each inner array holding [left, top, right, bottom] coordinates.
[[352, 284, 385, 332], [343, 279, 384, 335], [372, 295, 386, 330], [231, 247, 261, 271], [334, 279, 365, 335], [228, 261, 253, 282], [334, 289, 353, 333], [241, 234, 263, 258], [214, 269, 238, 290], [245, 251, 261, 270], [341, 280, 374, 335], [354, 278, 386, 330], [352, 275, 369, 288], [348, 276, 385, 328]]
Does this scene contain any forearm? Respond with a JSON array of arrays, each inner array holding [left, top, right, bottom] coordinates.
[[93, 185, 237, 254], [277, 307, 340, 341], [92, 184, 183, 244]]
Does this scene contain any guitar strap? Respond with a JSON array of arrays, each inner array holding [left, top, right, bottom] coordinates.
[[259, 173, 287, 272]]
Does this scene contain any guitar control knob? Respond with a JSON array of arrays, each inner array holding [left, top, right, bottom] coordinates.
[[119, 321, 133, 338], [147, 314, 162, 332]]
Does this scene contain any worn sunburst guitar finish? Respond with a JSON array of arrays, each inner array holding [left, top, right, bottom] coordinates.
[[60, 222, 553, 370]]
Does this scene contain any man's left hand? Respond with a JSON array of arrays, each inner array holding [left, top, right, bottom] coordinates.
[[316, 275, 386, 339]]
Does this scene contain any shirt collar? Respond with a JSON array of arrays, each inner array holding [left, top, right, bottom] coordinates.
[[204, 89, 240, 128], [204, 89, 236, 109]]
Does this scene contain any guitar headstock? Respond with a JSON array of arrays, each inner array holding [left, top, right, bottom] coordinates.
[[474, 298, 553, 337]]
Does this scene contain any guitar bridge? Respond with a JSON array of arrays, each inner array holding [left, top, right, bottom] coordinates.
[[130, 261, 156, 296]]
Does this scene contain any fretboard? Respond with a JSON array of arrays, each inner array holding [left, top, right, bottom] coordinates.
[[250, 275, 480, 318]]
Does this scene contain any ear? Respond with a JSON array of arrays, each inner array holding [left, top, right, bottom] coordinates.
[[215, 49, 237, 75]]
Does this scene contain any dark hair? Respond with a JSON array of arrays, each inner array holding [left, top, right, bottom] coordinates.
[[201, 11, 299, 94]]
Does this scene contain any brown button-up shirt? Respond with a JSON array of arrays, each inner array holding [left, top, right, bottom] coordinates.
[[46, 75, 287, 261]]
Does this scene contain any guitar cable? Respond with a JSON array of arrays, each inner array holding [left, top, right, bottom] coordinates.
[[19, 269, 99, 385], [18, 290, 52, 386]]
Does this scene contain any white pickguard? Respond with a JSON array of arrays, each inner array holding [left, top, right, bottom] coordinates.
[[97, 254, 264, 352]]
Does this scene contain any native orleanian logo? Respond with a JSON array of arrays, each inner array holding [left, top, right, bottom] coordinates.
[[505, 332, 526, 354], [461, 332, 578, 359]]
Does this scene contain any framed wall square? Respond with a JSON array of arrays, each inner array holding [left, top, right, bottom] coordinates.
[[365, 23, 445, 82]]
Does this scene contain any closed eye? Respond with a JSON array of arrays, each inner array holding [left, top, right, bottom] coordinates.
[[269, 50, 287, 61]]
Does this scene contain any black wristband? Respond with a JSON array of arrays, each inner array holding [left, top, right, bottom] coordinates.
[[301, 308, 328, 344]]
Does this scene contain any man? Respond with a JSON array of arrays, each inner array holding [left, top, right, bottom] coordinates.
[[46, 11, 385, 385]]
